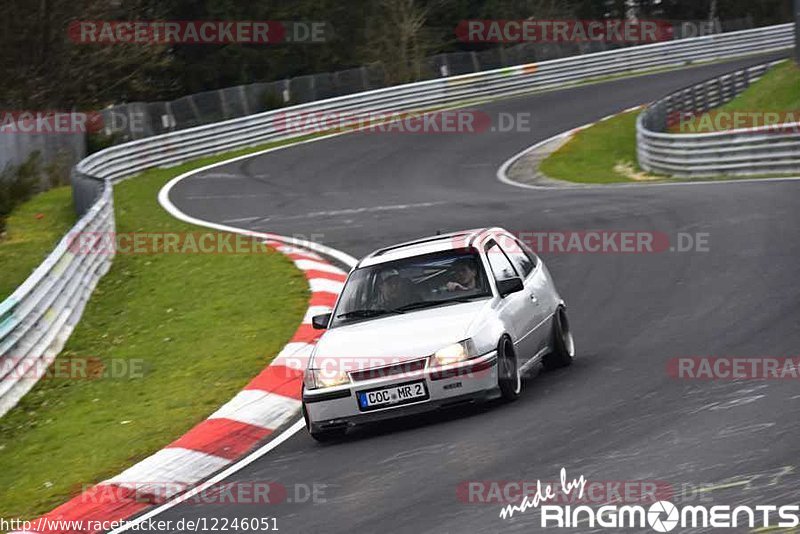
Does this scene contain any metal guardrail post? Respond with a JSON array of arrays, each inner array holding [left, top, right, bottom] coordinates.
[[795, 0, 800, 64]]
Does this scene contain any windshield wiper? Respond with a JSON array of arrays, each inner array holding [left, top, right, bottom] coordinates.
[[395, 297, 482, 312], [336, 308, 404, 319]]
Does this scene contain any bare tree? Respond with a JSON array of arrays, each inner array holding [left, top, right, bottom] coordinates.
[[708, 0, 718, 23], [363, 0, 435, 84], [0, 0, 171, 108]]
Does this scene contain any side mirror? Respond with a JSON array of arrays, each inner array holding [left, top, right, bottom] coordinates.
[[496, 277, 524, 298], [311, 313, 332, 330]]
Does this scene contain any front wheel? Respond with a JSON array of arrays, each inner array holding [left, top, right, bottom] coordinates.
[[543, 306, 575, 371], [309, 427, 347, 442], [497, 336, 521, 401]]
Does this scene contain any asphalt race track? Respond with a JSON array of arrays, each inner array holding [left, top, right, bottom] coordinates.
[[153, 53, 800, 533]]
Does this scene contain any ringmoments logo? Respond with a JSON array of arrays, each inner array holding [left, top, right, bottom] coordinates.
[[648, 501, 679, 532], [499, 468, 800, 531]]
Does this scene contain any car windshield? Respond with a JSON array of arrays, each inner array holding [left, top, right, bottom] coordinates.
[[331, 249, 492, 327]]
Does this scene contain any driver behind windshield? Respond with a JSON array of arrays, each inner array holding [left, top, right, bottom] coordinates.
[[445, 257, 479, 292]]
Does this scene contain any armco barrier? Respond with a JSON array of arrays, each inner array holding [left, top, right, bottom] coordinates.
[[0, 183, 114, 416], [638, 60, 800, 177], [0, 24, 794, 416]]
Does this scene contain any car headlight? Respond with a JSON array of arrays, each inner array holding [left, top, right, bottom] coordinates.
[[304, 368, 350, 390], [431, 339, 477, 367]]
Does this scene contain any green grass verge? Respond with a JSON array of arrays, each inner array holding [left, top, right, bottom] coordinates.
[[0, 143, 313, 520], [538, 110, 654, 184], [672, 60, 800, 133], [0, 187, 76, 301], [539, 61, 800, 184]]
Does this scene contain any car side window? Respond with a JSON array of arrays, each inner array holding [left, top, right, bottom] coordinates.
[[500, 236, 535, 278], [485, 241, 519, 282], [518, 237, 539, 267]]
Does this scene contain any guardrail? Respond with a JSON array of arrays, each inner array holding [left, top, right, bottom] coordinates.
[[0, 23, 794, 417], [0, 184, 114, 416], [638, 60, 800, 177]]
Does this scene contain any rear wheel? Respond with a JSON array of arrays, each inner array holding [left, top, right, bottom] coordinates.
[[497, 336, 521, 401], [303, 404, 347, 442], [543, 306, 575, 371]]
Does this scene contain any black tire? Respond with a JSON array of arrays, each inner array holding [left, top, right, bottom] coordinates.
[[543, 306, 575, 371], [497, 336, 521, 401], [303, 404, 347, 443], [309, 427, 347, 442]]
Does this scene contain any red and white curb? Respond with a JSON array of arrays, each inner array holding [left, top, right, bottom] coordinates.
[[12, 144, 362, 533], [14, 238, 347, 534]]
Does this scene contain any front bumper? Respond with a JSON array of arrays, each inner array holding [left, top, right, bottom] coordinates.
[[302, 351, 498, 431]]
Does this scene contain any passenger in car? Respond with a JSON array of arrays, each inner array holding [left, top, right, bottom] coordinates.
[[378, 274, 417, 308]]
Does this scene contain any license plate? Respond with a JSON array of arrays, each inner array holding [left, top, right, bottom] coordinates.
[[357, 381, 428, 411]]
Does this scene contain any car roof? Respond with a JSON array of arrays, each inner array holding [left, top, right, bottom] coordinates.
[[357, 228, 508, 268]]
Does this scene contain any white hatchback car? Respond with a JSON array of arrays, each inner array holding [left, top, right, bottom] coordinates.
[[302, 227, 574, 441]]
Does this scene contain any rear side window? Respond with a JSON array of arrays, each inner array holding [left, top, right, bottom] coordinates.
[[500, 236, 535, 277], [485, 241, 518, 282]]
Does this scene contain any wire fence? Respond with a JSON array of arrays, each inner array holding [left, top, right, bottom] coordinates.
[[100, 17, 757, 142], [0, 17, 758, 177], [0, 118, 86, 189]]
